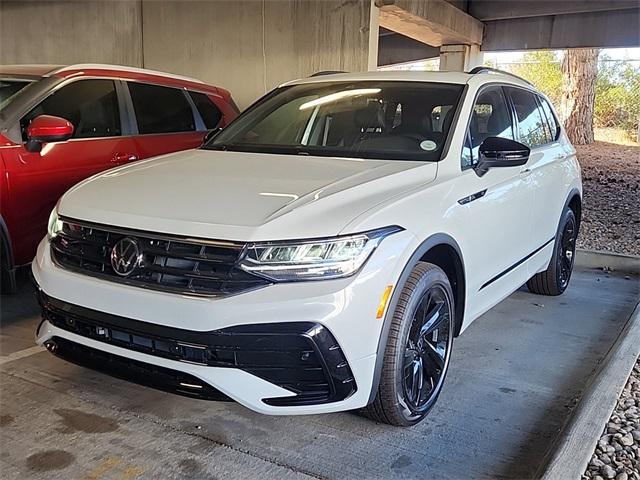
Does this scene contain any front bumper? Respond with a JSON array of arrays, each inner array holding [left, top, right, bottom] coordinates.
[[33, 229, 417, 414], [37, 289, 356, 406]]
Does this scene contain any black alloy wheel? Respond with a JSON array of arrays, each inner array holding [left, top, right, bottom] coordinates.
[[363, 262, 454, 427], [527, 207, 578, 296], [557, 213, 577, 291], [401, 284, 452, 415]]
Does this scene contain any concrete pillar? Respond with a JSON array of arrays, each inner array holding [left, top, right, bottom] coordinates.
[[439, 44, 484, 72], [368, 0, 381, 71]]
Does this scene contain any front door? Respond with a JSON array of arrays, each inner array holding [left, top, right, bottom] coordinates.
[[4, 78, 137, 265], [455, 85, 536, 321]]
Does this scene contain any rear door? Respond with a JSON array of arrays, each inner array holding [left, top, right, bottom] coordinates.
[[125, 82, 207, 159], [3, 78, 137, 265]]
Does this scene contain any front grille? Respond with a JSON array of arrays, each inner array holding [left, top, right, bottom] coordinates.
[[50, 218, 270, 296], [38, 291, 357, 406]]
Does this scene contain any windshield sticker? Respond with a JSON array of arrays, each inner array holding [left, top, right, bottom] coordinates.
[[420, 140, 437, 151]]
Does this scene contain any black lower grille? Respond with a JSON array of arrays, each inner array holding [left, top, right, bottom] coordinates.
[[38, 290, 356, 406], [50, 217, 269, 296], [49, 337, 231, 401]]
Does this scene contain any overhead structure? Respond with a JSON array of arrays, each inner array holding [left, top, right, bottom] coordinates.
[[376, 0, 484, 70], [376, 0, 640, 68]]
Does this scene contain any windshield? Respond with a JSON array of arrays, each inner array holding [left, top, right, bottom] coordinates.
[[205, 81, 465, 161], [0, 79, 34, 110]]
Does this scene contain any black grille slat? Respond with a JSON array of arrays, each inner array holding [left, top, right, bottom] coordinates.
[[50, 337, 232, 401], [51, 218, 270, 296]]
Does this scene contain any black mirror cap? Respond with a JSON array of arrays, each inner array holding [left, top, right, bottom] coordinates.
[[475, 136, 530, 177]]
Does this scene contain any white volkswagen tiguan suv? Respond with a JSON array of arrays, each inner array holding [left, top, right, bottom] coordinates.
[[33, 69, 581, 426]]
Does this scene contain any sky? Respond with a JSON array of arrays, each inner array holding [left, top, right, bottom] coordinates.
[[483, 47, 640, 64]]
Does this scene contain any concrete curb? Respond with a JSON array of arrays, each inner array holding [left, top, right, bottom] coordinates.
[[539, 301, 640, 480], [576, 249, 640, 275]]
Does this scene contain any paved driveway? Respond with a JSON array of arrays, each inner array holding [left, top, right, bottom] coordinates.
[[1, 262, 638, 479]]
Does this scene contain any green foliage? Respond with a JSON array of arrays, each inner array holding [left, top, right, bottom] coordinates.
[[594, 55, 640, 135], [492, 51, 639, 140], [508, 51, 562, 106]]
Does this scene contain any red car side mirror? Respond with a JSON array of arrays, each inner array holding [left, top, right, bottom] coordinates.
[[26, 115, 74, 152]]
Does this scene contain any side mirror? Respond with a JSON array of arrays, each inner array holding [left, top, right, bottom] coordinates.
[[26, 115, 74, 153], [475, 136, 530, 177]]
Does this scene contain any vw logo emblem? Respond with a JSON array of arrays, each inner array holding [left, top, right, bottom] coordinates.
[[110, 237, 142, 277]]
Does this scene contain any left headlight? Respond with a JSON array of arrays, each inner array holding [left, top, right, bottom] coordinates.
[[238, 226, 403, 282], [47, 208, 63, 240]]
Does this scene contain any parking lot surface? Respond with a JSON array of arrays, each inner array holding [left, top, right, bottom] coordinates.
[[1, 263, 638, 479]]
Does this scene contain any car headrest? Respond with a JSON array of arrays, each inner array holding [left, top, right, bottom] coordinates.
[[355, 103, 385, 130]]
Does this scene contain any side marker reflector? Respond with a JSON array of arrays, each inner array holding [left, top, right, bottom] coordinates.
[[376, 285, 393, 319]]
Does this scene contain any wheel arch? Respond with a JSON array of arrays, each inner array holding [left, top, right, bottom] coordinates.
[[566, 189, 582, 230], [367, 232, 466, 404], [0, 215, 14, 271]]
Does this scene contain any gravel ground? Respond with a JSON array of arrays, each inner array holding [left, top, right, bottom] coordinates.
[[576, 142, 640, 256], [583, 358, 640, 480]]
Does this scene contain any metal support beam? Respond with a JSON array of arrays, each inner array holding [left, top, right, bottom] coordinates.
[[378, 30, 440, 66], [470, 0, 639, 22], [376, 0, 484, 47], [482, 8, 640, 51]]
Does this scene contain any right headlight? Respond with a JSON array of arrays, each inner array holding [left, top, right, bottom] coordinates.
[[239, 226, 403, 282]]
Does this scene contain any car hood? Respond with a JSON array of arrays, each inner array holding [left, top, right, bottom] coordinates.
[[59, 149, 437, 241]]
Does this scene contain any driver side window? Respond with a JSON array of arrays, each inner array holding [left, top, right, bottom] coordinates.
[[20, 79, 121, 141], [462, 86, 514, 169]]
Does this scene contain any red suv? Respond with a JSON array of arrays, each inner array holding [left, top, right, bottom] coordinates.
[[0, 64, 239, 290]]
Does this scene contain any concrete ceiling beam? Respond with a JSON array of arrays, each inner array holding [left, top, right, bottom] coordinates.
[[375, 0, 484, 47]]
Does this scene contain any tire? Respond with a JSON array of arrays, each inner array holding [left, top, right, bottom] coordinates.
[[363, 262, 454, 427], [527, 208, 578, 296], [0, 236, 17, 294]]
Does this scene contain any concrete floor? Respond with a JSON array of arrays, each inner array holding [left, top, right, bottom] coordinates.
[[0, 264, 638, 479]]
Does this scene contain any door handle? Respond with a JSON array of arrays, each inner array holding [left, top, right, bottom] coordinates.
[[520, 168, 532, 177], [112, 153, 137, 163]]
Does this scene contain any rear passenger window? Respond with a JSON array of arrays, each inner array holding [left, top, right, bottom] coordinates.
[[538, 96, 559, 141], [128, 83, 195, 134], [506, 88, 551, 148], [188, 91, 222, 129], [462, 86, 514, 169], [21, 79, 121, 139]]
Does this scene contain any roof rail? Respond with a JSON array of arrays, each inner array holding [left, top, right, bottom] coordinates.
[[47, 64, 205, 84], [468, 66, 533, 87], [309, 70, 347, 77]]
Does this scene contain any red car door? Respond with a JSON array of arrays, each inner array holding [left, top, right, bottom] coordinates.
[[126, 82, 207, 159], [3, 78, 137, 266]]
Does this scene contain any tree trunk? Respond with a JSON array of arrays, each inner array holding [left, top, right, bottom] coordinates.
[[561, 48, 599, 145]]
